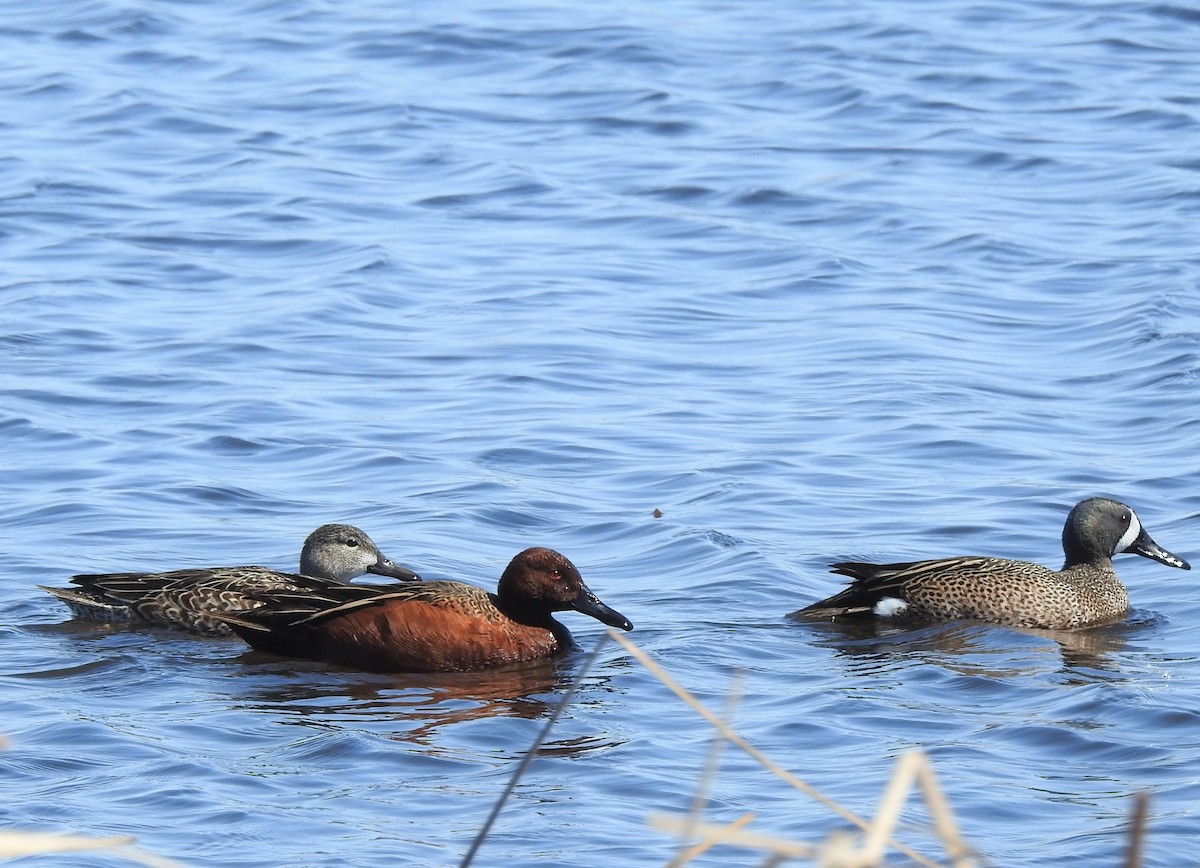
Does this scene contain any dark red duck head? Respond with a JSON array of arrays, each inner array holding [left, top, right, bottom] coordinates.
[[497, 547, 633, 631]]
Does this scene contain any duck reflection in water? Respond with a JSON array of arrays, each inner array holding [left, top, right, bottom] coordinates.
[[795, 611, 1143, 678], [233, 654, 628, 749]]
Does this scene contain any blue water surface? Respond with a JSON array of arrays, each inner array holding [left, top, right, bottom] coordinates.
[[3, 0, 1200, 865]]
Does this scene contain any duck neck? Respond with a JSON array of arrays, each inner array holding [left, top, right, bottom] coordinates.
[[494, 595, 556, 629], [1059, 558, 1116, 577], [495, 598, 575, 647]]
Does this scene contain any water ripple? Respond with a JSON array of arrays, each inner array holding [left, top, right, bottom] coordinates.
[[3, 0, 1200, 865]]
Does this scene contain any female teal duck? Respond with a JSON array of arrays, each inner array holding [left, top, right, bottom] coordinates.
[[41, 523, 420, 635], [796, 497, 1189, 630], [219, 547, 633, 672]]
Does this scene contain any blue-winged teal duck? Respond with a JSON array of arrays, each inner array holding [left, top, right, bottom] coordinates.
[[218, 547, 633, 672], [41, 523, 420, 635], [797, 497, 1190, 629]]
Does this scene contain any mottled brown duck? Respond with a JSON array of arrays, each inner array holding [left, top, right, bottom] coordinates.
[[41, 523, 420, 634], [796, 497, 1189, 630]]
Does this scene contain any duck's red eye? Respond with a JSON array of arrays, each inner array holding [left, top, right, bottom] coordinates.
[[551, 568, 561, 578]]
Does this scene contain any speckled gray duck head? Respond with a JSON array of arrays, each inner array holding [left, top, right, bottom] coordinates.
[[299, 524, 421, 582], [1063, 497, 1190, 571]]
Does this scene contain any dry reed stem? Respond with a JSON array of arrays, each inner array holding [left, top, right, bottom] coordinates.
[[0, 831, 182, 867], [668, 671, 745, 867], [1121, 791, 1149, 868], [650, 815, 820, 860], [654, 759, 979, 868], [614, 632, 1153, 867], [863, 752, 974, 868], [671, 812, 757, 864], [460, 632, 610, 867], [1, 736, 181, 868], [608, 629, 940, 867]]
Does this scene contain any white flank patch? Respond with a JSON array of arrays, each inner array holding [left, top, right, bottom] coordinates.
[[873, 597, 909, 617], [1115, 510, 1142, 554]]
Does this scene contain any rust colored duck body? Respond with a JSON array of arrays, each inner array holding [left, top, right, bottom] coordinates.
[[221, 547, 633, 672]]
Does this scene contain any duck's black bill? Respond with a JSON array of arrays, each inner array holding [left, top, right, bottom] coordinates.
[[1126, 529, 1191, 570], [369, 558, 422, 581], [573, 585, 634, 631]]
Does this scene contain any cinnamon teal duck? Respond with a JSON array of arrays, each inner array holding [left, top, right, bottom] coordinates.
[[218, 547, 633, 672]]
